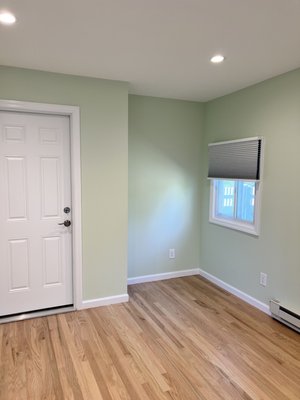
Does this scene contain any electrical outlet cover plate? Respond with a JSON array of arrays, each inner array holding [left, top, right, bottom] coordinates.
[[260, 272, 267, 287], [169, 248, 175, 259]]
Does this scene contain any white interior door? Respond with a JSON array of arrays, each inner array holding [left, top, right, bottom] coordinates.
[[0, 111, 73, 316]]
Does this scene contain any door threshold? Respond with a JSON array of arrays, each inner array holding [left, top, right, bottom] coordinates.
[[0, 305, 75, 324]]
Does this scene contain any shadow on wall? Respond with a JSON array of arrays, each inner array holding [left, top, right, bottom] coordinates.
[[129, 142, 197, 277]]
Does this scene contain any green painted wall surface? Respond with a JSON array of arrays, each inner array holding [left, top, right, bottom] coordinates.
[[200, 68, 300, 312], [129, 95, 203, 278], [0, 66, 128, 300]]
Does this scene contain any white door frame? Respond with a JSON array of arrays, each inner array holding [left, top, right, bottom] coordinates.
[[0, 99, 83, 311]]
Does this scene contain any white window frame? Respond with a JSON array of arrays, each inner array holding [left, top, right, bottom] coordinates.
[[209, 178, 262, 236]]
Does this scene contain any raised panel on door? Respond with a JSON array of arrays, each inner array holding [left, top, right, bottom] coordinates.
[[42, 236, 62, 286], [6, 156, 28, 220], [39, 128, 59, 145], [8, 239, 30, 291], [40, 157, 60, 218], [4, 125, 25, 143]]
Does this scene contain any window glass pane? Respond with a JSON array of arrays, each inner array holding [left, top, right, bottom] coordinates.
[[236, 181, 255, 223], [215, 180, 235, 219], [210, 178, 259, 234]]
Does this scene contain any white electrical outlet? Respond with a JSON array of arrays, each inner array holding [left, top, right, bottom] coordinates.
[[260, 272, 267, 287], [169, 248, 175, 259]]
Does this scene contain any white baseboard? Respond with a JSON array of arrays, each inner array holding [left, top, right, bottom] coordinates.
[[80, 294, 129, 310], [127, 268, 199, 285], [198, 268, 270, 315], [79, 269, 270, 316]]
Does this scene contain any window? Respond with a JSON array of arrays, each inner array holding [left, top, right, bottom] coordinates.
[[208, 137, 263, 235], [210, 179, 261, 235]]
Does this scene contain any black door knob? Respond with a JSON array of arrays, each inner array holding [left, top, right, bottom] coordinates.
[[58, 220, 71, 227]]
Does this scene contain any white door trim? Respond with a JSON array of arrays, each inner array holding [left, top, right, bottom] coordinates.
[[0, 99, 83, 310]]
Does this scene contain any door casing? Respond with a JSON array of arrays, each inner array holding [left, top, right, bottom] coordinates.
[[0, 99, 83, 314]]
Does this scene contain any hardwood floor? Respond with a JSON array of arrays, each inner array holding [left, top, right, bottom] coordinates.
[[0, 276, 299, 400]]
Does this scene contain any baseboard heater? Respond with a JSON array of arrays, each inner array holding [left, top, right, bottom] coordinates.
[[270, 299, 300, 333]]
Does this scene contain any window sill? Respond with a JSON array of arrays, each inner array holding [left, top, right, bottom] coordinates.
[[209, 216, 259, 236]]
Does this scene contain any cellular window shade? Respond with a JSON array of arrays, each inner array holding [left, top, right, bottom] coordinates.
[[208, 138, 262, 180]]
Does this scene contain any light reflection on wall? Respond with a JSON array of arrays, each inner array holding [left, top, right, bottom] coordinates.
[[128, 142, 198, 278]]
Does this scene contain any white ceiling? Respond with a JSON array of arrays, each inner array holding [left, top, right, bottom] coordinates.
[[1, 0, 300, 101]]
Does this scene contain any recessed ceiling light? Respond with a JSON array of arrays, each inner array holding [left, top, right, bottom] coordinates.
[[0, 11, 16, 25], [210, 55, 225, 64]]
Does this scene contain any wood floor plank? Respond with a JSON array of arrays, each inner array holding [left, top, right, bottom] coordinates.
[[48, 314, 84, 400], [0, 275, 299, 400], [79, 311, 131, 400]]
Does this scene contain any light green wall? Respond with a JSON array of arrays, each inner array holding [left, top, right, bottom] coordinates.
[[200, 68, 300, 312], [0, 66, 128, 300], [128, 95, 203, 278]]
